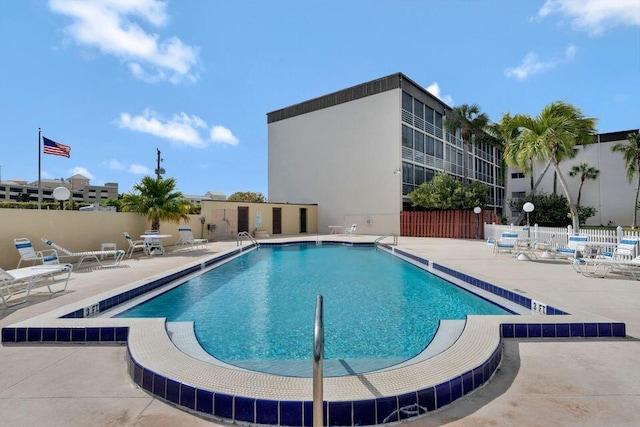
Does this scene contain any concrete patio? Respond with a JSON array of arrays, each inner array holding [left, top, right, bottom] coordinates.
[[1, 236, 639, 426]]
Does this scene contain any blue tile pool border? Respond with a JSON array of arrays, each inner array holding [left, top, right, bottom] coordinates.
[[124, 340, 505, 427], [0, 241, 627, 426]]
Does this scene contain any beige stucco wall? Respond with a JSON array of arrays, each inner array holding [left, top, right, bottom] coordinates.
[[0, 204, 318, 270], [199, 200, 318, 241]]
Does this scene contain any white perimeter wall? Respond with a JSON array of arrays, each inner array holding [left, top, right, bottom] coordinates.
[[507, 140, 636, 227], [268, 89, 402, 235]]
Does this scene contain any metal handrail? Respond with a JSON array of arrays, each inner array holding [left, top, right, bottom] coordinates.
[[237, 231, 259, 247], [313, 295, 324, 427], [374, 233, 398, 246]]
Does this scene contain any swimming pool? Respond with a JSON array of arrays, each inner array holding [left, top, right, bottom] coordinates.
[[117, 244, 510, 374], [2, 237, 625, 427]]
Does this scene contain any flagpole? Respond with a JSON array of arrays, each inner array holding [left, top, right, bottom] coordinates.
[[38, 128, 42, 210]]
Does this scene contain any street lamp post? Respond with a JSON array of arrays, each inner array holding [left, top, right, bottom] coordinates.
[[523, 202, 535, 238], [200, 216, 206, 239], [473, 206, 482, 240]]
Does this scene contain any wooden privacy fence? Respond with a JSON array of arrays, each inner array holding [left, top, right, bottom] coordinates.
[[401, 210, 498, 239]]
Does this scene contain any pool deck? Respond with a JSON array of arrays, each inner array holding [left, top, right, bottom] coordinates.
[[1, 236, 639, 426]]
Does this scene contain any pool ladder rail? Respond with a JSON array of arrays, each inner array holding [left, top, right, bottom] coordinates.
[[237, 231, 260, 247], [374, 234, 398, 246], [313, 294, 324, 427]]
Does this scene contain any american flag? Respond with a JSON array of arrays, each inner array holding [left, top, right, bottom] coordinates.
[[43, 136, 71, 158]]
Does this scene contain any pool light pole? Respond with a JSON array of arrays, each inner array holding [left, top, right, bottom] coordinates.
[[473, 206, 482, 240], [523, 202, 535, 238]]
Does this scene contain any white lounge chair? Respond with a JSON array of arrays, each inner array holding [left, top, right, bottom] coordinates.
[[41, 237, 125, 269], [555, 235, 589, 259], [344, 224, 357, 235], [613, 237, 640, 260], [176, 227, 207, 250], [14, 237, 60, 268], [493, 232, 519, 256], [0, 264, 73, 307], [572, 255, 640, 279], [123, 232, 147, 258]]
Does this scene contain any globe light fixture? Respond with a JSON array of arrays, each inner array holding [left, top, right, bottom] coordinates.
[[473, 206, 482, 240], [523, 202, 535, 238]]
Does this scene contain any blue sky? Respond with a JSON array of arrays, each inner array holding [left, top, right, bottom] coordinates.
[[1, 0, 638, 198]]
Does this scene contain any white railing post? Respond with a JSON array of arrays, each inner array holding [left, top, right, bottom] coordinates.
[[616, 226, 623, 244]]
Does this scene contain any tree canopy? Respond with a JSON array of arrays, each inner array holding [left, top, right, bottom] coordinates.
[[509, 193, 596, 227], [227, 191, 266, 203], [408, 172, 489, 210], [568, 162, 600, 206], [121, 176, 190, 231], [444, 104, 490, 181], [503, 101, 597, 232]]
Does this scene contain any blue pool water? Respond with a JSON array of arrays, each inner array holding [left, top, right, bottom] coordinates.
[[118, 245, 509, 365]]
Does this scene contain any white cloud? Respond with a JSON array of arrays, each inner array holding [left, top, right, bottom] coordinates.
[[108, 159, 125, 170], [536, 0, 640, 36], [129, 164, 151, 174], [107, 158, 150, 175], [210, 125, 239, 146], [49, 0, 199, 83], [118, 109, 207, 147], [70, 166, 95, 179], [505, 44, 577, 80], [425, 82, 454, 106], [118, 109, 239, 147]]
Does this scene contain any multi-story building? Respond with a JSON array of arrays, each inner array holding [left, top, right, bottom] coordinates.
[[0, 174, 119, 204], [506, 129, 640, 227], [267, 73, 504, 235]]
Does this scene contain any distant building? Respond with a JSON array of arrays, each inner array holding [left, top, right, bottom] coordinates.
[[267, 73, 504, 235], [506, 129, 640, 226], [183, 191, 227, 206], [0, 174, 118, 204]]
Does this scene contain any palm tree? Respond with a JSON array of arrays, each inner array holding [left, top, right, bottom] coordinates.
[[611, 132, 640, 228], [568, 162, 600, 206], [121, 176, 190, 231], [504, 101, 597, 232], [499, 112, 554, 224], [444, 104, 490, 182], [552, 146, 579, 194]]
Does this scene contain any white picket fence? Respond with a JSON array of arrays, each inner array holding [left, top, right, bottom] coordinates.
[[484, 223, 640, 249]]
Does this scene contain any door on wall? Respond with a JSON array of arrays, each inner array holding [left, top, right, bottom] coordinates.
[[238, 207, 249, 233], [299, 208, 307, 233], [273, 207, 282, 235]]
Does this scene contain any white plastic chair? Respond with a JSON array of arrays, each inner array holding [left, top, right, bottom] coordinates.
[[123, 232, 147, 258], [176, 228, 207, 250], [344, 224, 357, 235]]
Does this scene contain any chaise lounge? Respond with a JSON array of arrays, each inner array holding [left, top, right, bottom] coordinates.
[[41, 237, 125, 269], [0, 264, 73, 307]]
